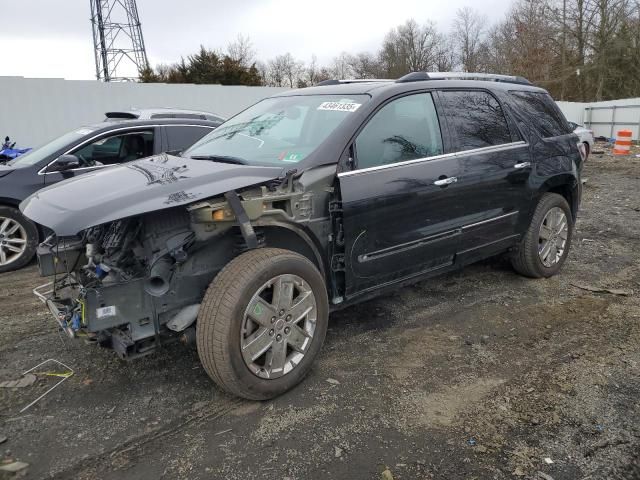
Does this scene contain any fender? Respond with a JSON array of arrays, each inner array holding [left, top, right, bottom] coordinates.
[[253, 218, 328, 281]]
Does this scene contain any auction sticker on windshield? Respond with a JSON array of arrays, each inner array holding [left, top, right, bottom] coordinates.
[[317, 102, 362, 112]]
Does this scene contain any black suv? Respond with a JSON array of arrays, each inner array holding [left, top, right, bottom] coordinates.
[[22, 72, 583, 400], [0, 118, 221, 273]]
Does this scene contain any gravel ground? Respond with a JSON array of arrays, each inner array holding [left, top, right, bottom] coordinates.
[[1, 146, 639, 480]]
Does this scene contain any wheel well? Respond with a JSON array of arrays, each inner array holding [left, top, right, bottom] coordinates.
[[546, 184, 576, 219], [0, 200, 46, 241], [260, 226, 326, 280]]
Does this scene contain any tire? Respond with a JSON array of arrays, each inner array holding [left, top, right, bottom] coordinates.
[[0, 206, 39, 274], [196, 248, 329, 400], [583, 142, 590, 160], [511, 193, 573, 278]]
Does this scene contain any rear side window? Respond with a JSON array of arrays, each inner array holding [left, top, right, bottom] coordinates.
[[439, 90, 513, 151], [355, 93, 443, 169], [509, 91, 570, 138], [166, 126, 213, 152]]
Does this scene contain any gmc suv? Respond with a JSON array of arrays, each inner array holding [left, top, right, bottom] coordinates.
[[21, 72, 583, 400]]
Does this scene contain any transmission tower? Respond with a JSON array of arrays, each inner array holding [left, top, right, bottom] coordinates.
[[90, 0, 150, 82]]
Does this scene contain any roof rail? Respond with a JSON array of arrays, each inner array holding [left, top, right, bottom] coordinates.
[[315, 78, 393, 86], [396, 71, 532, 86]]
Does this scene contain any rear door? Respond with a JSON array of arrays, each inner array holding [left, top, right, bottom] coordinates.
[[338, 92, 464, 298], [437, 89, 533, 261]]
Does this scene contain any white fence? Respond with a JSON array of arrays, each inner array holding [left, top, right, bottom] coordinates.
[[3, 76, 640, 147], [557, 98, 640, 140], [1, 77, 288, 148]]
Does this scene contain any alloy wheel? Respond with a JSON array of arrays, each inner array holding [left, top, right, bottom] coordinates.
[[0, 216, 28, 267], [538, 207, 569, 267], [240, 274, 317, 379]]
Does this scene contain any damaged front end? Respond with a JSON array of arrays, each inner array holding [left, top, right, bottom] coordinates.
[[22, 154, 293, 359], [23, 154, 334, 360], [34, 208, 213, 358]]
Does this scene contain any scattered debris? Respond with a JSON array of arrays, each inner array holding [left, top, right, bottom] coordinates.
[[513, 466, 526, 476], [467, 438, 477, 446], [571, 283, 633, 296], [0, 461, 29, 473], [19, 359, 74, 413], [214, 428, 232, 436], [380, 467, 394, 480], [334, 446, 343, 458], [474, 445, 488, 453], [326, 378, 340, 385], [537, 471, 555, 480], [0, 374, 36, 389], [544, 457, 554, 464], [0, 435, 7, 445]]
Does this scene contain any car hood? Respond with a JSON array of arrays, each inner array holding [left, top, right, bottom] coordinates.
[[20, 154, 284, 236]]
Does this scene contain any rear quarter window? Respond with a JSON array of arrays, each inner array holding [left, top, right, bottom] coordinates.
[[509, 91, 571, 138]]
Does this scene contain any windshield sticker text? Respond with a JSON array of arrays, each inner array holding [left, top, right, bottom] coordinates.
[[317, 102, 361, 113]]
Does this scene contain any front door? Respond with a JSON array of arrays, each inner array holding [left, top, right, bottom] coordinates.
[[338, 92, 463, 299], [43, 129, 155, 185]]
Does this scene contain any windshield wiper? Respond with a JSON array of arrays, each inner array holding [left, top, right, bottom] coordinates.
[[188, 155, 247, 165]]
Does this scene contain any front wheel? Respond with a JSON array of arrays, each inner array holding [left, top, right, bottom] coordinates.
[[0, 206, 39, 273], [196, 248, 329, 400], [511, 193, 573, 278]]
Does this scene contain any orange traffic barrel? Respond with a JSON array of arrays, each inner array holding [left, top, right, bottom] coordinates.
[[613, 130, 633, 155]]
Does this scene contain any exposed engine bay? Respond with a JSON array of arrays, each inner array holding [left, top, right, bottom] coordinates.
[[32, 165, 336, 359]]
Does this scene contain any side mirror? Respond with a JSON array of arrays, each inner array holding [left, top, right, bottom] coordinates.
[[50, 154, 81, 172]]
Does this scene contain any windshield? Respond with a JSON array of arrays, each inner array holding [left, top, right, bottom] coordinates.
[[183, 95, 368, 166], [8, 128, 95, 168]]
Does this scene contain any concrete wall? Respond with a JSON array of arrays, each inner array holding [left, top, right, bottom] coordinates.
[[1, 77, 288, 148]]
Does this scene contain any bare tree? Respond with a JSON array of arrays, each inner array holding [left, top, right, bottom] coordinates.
[[227, 34, 256, 68], [451, 7, 488, 72], [379, 19, 439, 77], [349, 52, 383, 78], [332, 52, 354, 79]]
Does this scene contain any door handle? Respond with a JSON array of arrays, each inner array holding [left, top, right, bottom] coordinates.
[[514, 162, 531, 169], [433, 176, 458, 186]]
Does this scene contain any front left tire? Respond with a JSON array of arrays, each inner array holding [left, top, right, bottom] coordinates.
[[196, 248, 329, 400], [0, 206, 39, 273]]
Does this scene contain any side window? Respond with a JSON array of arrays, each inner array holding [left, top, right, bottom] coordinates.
[[439, 90, 513, 151], [509, 91, 570, 138], [166, 126, 213, 152], [355, 93, 443, 169], [70, 130, 153, 167]]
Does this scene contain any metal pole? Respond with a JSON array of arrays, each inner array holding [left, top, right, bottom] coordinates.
[[610, 106, 617, 139]]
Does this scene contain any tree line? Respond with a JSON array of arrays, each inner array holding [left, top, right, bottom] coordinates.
[[140, 0, 640, 102]]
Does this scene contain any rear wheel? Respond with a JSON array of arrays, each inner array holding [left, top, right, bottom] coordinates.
[[511, 193, 573, 278], [0, 206, 38, 273], [196, 248, 329, 400]]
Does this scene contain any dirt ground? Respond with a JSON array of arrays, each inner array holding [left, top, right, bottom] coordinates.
[[1, 146, 639, 480]]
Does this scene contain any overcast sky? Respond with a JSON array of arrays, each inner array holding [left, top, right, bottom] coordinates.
[[1, 0, 514, 80]]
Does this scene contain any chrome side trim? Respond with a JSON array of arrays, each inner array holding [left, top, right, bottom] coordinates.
[[461, 211, 519, 231], [37, 124, 215, 175], [358, 228, 461, 263], [338, 141, 528, 178]]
